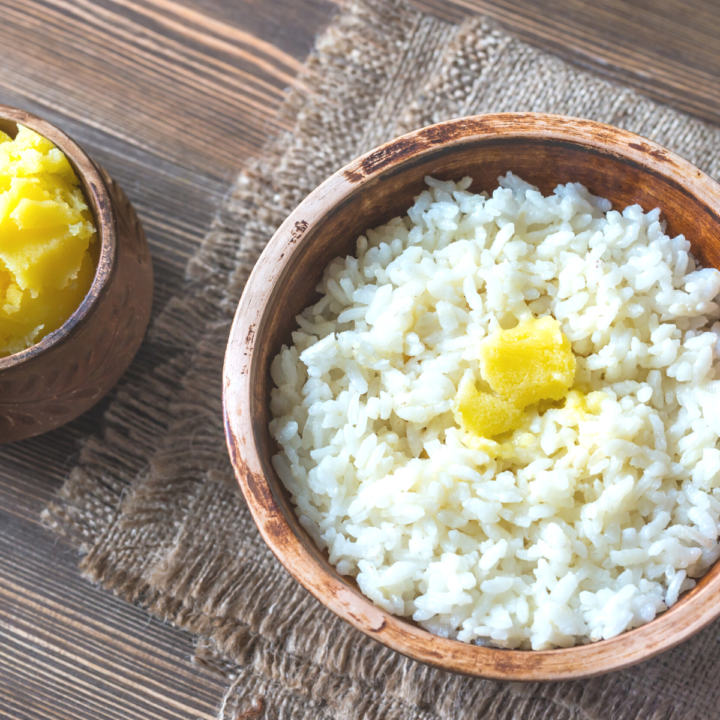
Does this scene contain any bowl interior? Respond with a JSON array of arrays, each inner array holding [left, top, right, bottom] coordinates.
[[0, 117, 19, 139], [242, 130, 720, 675]]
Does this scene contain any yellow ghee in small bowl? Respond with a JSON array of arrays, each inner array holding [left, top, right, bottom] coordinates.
[[0, 124, 98, 357]]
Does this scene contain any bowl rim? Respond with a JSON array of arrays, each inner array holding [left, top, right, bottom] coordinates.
[[0, 104, 116, 369], [223, 112, 720, 681]]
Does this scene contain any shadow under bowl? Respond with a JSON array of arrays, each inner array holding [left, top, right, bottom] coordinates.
[[0, 105, 153, 443], [223, 112, 720, 681]]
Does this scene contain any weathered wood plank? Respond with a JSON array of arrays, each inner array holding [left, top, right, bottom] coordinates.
[[0, 510, 226, 719], [0, 0, 335, 180]]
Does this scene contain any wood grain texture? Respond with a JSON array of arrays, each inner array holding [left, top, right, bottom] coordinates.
[[1, 0, 719, 717], [0, 0, 335, 180], [0, 510, 226, 720]]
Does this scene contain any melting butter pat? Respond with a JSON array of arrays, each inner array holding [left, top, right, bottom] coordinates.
[[455, 375, 524, 438], [0, 125, 97, 356], [455, 316, 576, 439], [480, 315, 576, 407]]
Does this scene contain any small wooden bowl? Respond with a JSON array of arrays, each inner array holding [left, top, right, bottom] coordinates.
[[223, 113, 720, 680], [0, 105, 153, 443]]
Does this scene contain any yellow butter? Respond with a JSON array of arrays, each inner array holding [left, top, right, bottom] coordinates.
[[455, 316, 577, 439], [455, 374, 524, 438], [0, 125, 97, 356], [479, 315, 576, 407]]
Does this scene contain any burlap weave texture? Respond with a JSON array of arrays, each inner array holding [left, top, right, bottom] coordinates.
[[44, 1, 720, 718]]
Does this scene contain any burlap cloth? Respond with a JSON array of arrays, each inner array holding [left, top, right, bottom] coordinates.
[[43, 1, 720, 718]]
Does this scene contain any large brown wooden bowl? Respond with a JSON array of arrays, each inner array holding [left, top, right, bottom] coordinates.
[[0, 105, 153, 443], [223, 113, 720, 680]]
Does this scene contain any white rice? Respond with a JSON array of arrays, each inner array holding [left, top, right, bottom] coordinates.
[[269, 174, 720, 649]]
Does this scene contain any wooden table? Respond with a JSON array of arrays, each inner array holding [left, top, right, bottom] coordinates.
[[1, 1, 719, 717]]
